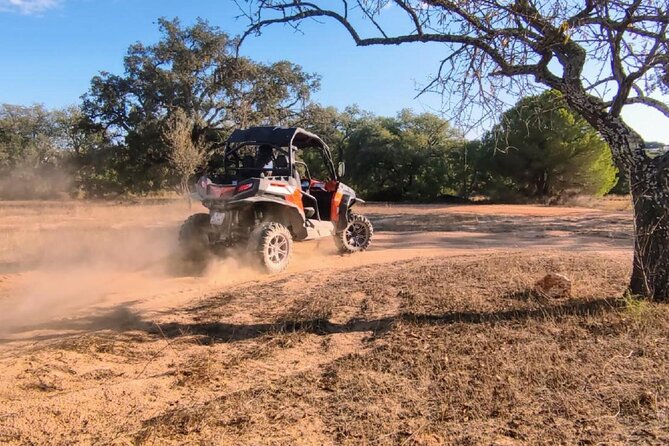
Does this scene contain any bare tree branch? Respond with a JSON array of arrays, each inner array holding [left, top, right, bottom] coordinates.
[[238, 0, 667, 164], [624, 95, 669, 119], [394, 0, 423, 35]]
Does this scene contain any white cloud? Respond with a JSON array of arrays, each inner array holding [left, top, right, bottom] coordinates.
[[0, 0, 61, 14]]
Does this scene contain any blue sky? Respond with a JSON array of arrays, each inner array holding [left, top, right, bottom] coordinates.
[[1, 0, 667, 143]]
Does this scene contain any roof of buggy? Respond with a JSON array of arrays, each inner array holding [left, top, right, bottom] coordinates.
[[227, 127, 326, 149]]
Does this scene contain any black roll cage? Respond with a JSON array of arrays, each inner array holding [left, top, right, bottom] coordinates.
[[222, 127, 338, 181]]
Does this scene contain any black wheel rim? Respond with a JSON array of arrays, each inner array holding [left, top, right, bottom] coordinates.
[[267, 234, 289, 264], [345, 222, 369, 247]]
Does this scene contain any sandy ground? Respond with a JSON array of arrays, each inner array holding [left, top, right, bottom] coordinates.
[[0, 199, 647, 445], [0, 200, 632, 345]]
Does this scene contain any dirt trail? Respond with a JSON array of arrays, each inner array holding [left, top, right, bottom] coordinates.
[[0, 200, 632, 345], [0, 200, 650, 445]]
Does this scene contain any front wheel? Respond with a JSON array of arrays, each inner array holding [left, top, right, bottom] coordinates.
[[248, 222, 293, 273], [334, 214, 373, 254]]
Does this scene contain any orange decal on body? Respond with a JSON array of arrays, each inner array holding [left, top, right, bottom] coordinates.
[[331, 191, 343, 223], [285, 188, 304, 212]]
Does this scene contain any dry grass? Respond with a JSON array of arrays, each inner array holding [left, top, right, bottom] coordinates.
[[0, 199, 661, 445], [62, 252, 662, 446]]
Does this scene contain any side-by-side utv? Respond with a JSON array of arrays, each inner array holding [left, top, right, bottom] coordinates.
[[179, 126, 373, 273]]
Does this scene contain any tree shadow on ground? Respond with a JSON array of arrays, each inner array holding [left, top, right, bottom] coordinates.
[[151, 297, 622, 343], [3, 296, 622, 346], [6, 298, 622, 344]]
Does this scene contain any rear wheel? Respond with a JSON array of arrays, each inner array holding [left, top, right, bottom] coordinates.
[[334, 213, 373, 254], [178, 213, 211, 261], [248, 222, 293, 273]]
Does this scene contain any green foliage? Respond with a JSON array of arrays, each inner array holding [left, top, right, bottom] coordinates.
[[344, 110, 462, 201], [82, 17, 319, 194], [291, 104, 370, 179], [295, 104, 370, 161], [74, 145, 127, 197], [1, 39, 627, 204], [0, 96, 623, 203], [0, 104, 59, 168], [445, 140, 490, 198], [480, 91, 617, 201], [0, 104, 127, 199]]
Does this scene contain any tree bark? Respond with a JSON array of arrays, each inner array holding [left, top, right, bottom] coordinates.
[[629, 159, 669, 300]]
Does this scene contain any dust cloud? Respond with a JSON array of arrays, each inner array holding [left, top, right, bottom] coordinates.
[[0, 201, 269, 338]]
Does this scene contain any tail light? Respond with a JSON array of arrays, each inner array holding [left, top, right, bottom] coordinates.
[[236, 182, 253, 194]]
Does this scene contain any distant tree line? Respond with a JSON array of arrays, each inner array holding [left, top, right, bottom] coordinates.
[[297, 91, 621, 203], [0, 18, 645, 202]]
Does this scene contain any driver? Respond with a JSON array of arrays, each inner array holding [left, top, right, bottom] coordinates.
[[255, 145, 274, 173]]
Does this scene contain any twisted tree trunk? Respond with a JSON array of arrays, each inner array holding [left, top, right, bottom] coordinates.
[[629, 159, 669, 300], [600, 123, 669, 301]]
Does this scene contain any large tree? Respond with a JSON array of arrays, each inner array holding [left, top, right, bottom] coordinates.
[[83, 17, 319, 192], [240, 0, 669, 300]]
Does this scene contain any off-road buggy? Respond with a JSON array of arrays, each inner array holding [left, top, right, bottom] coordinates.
[[179, 126, 373, 273]]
